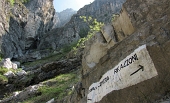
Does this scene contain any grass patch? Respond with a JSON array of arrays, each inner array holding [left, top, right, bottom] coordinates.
[[22, 70, 80, 103], [9, 68, 22, 73], [61, 41, 78, 54], [23, 53, 64, 68], [0, 74, 8, 84], [7, 0, 29, 6], [0, 67, 8, 84], [23, 41, 78, 68], [0, 67, 8, 74]]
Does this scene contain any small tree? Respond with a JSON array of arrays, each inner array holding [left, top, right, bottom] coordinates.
[[73, 16, 104, 54]]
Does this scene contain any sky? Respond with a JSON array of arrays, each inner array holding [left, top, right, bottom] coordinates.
[[53, 0, 94, 12]]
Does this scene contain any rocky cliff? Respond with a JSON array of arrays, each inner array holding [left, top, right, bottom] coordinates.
[[77, 0, 125, 23], [0, 0, 55, 60], [1, 0, 125, 61], [0, 0, 170, 103], [37, 0, 126, 54]]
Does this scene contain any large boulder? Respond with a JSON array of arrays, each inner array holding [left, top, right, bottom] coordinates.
[[0, 58, 19, 70], [79, 0, 170, 103]]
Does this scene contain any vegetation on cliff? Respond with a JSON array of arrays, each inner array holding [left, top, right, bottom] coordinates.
[[8, 0, 29, 5], [0, 67, 8, 84], [23, 70, 80, 103], [73, 16, 104, 54]]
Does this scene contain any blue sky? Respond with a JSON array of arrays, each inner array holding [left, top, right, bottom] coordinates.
[[53, 0, 94, 12]]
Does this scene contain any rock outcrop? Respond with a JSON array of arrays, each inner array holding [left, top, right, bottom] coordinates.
[[0, 58, 19, 70], [75, 0, 170, 103], [24, 0, 55, 50]]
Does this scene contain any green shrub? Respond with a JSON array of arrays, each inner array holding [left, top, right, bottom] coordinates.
[[20, 0, 29, 3], [23, 71, 79, 103], [61, 41, 78, 54], [0, 74, 8, 84], [9, 0, 15, 5], [8, 0, 29, 6], [112, 14, 119, 22], [79, 28, 89, 38], [0, 67, 8, 75], [73, 16, 104, 54], [0, 67, 8, 84], [0, 53, 4, 61]]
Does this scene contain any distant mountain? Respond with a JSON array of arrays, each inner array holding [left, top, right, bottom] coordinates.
[[77, 0, 125, 23], [53, 8, 77, 28]]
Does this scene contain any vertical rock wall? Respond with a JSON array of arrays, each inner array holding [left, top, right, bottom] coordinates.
[[0, 0, 28, 59], [0, 0, 55, 59]]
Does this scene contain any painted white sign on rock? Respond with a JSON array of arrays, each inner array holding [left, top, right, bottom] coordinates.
[[87, 45, 158, 103]]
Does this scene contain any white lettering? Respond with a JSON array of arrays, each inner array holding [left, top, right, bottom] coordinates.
[[87, 45, 158, 103]]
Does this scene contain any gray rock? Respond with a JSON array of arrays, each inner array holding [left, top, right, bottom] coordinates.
[[0, 84, 43, 103], [16, 70, 27, 76], [46, 98, 55, 103], [53, 9, 77, 28], [1, 58, 12, 69], [13, 61, 21, 68], [4, 71, 16, 78], [0, 58, 18, 69], [161, 101, 170, 103], [0, 0, 55, 60]]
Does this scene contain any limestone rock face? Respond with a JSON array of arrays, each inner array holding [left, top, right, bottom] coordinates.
[[52, 12, 60, 28], [77, 0, 126, 23], [53, 9, 77, 28], [79, 0, 170, 103], [0, 0, 55, 59], [0, 0, 28, 59], [24, 0, 55, 50]]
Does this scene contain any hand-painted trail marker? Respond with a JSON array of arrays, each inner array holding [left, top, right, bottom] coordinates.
[[130, 65, 144, 76], [87, 45, 158, 103]]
